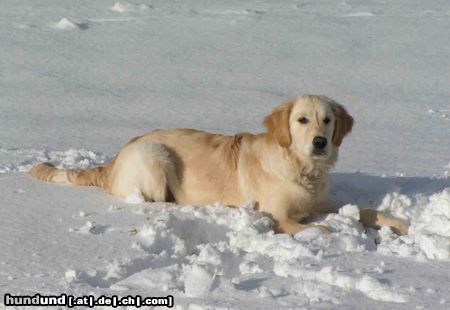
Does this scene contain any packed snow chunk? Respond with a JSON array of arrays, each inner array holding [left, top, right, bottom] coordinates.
[[239, 260, 263, 274], [190, 243, 223, 268], [339, 204, 360, 220], [229, 228, 315, 263], [294, 226, 328, 240], [64, 269, 78, 283], [378, 188, 450, 260], [414, 205, 446, 257], [308, 206, 375, 254], [377, 192, 413, 222], [377, 226, 416, 257], [411, 188, 450, 236], [356, 274, 407, 303], [125, 189, 145, 204], [183, 264, 215, 297], [52, 18, 77, 30], [417, 234, 449, 260], [136, 213, 188, 256], [111, 265, 181, 292]]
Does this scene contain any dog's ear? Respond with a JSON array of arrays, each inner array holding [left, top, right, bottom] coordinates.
[[331, 101, 354, 147], [264, 101, 293, 148]]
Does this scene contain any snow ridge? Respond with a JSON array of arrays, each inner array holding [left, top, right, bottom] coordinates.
[[0, 147, 111, 174]]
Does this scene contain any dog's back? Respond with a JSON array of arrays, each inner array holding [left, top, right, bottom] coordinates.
[[29, 129, 250, 206]]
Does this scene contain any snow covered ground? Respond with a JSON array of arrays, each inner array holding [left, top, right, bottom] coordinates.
[[1, 0, 449, 309]]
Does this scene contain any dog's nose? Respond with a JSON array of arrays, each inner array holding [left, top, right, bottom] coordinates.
[[313, 136, 327, 150]]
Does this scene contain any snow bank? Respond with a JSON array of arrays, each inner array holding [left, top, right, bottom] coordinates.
[[98, 201, 412, 303], [67, 186, 446, 304]]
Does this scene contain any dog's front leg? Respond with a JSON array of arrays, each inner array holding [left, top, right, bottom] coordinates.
[[314, 204, 409, 236], [359, 209, 409, 236]]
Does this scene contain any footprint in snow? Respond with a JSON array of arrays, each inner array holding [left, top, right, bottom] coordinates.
[[69, 221, 112, 235]]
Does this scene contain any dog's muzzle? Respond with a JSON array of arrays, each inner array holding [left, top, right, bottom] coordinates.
[[312, 136, 327, 155]]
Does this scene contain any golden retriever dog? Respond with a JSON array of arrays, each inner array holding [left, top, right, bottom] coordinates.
[[29, 95, 408, 235]]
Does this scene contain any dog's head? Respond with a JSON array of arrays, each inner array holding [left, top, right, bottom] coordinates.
[[264, 95, 353, 160]]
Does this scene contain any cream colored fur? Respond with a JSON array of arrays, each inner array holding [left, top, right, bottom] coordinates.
[[29, 95, 408, 235]]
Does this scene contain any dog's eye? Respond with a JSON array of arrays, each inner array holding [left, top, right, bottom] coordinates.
[[324, 117, 330, 124], [298, 117, 309, 124]]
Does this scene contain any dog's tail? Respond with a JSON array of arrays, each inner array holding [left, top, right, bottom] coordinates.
[[29, 163, 108, 188]]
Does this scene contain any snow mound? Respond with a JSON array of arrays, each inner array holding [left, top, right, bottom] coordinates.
[[60, 187, 449, 304], [52, 17, 77, 30], [67, 202, 415, 303], [377, 189, 450, 260], [51, 18, 89, 31]]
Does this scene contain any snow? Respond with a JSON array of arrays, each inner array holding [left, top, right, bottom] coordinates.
[[111, 1, 152, 13], [1, 0, 449, 309], [125, 189, 146, 204], [52, 18, 78, 31], [377, 189, 450, 260]]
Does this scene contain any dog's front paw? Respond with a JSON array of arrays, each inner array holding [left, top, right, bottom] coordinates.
[[390, 221, 409, 236]]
